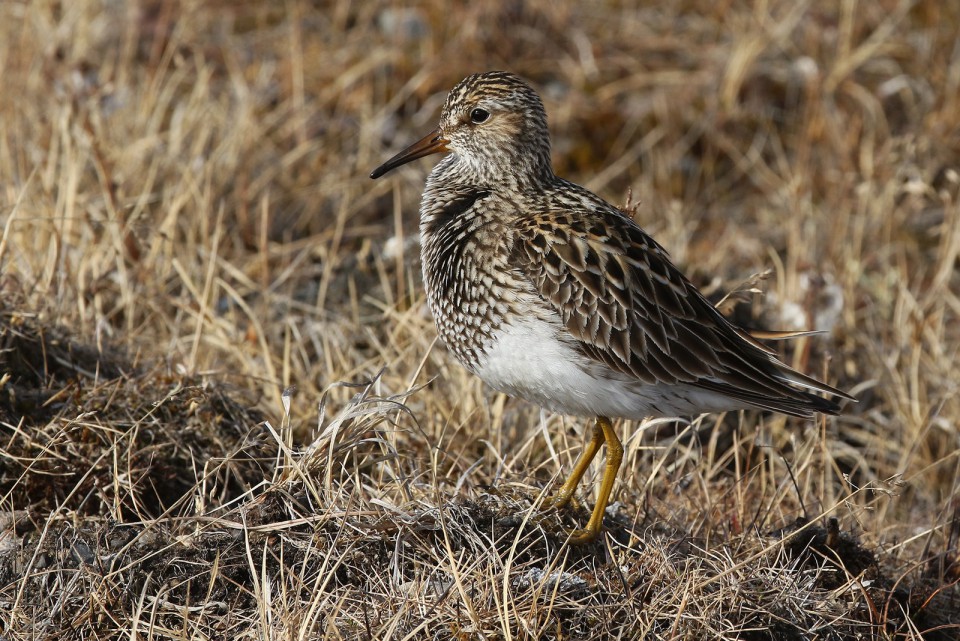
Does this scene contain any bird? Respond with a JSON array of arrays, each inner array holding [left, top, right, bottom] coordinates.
[[370, 71, 854, 543]]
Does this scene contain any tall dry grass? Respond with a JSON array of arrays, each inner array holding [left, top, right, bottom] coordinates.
[[1, 0, 958, 638]]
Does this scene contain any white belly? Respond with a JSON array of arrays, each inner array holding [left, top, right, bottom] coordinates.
[[470, 316, 735, 419]]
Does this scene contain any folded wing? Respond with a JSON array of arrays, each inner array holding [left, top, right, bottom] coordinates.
[[511, 200, 854, 418]]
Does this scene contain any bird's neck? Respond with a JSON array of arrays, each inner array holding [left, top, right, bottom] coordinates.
[[427, 149, 555, 193]]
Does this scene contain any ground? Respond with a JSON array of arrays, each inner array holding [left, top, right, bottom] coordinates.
[[1, 1, 959, 639]]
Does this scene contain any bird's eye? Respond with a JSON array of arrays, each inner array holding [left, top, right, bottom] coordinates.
[[470, 108, 490, 123]]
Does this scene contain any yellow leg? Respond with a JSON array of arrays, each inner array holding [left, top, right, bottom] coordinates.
[[545, 416, 624, 544], [544, 419, 604, 510]]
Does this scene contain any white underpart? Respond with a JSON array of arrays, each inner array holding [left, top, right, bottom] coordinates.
[[472, 315, 745, 419]]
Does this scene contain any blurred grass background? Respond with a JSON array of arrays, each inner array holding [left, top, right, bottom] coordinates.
[[1, 0, 958, 638]]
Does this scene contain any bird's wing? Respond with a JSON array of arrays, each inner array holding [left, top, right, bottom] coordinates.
[[510, 199, 852, 417]]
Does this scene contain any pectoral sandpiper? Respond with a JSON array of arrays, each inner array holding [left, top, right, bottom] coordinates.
[[371, 71, 853, 543]]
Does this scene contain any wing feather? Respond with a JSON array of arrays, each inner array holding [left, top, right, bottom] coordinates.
[[511, 196, 854, 416]]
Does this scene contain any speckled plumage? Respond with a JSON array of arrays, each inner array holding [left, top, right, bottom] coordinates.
[[371, 71, 854, 542]]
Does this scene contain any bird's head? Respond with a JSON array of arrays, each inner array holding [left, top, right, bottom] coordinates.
[[371, 71, 553, 186]]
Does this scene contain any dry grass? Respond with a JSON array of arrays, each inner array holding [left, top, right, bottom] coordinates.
[[1, 0, 959, 638]]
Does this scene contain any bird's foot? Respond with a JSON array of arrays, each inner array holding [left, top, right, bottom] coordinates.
[[542, 492, 574, 511], [542, 492, 604, 544], [564, 526, 602, 545]]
